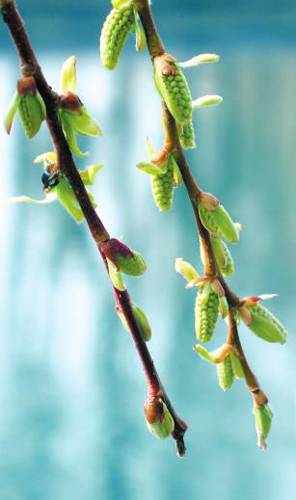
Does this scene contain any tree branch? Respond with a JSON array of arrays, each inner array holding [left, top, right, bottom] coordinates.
[[1, 0, 187, 456], [133, 0, 267, 403]]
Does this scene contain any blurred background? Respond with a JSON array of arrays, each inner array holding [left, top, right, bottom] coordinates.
[[0, 0, 295, 499]]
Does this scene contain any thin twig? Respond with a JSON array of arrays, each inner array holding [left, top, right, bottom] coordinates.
[[133, 0, 266, 400]]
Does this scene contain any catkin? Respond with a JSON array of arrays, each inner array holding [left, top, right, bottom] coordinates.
[[178, 120, 196, 149], [216, 356, 234, 391], [154, 63, 192, 124], [195, 285, 219, 342], [100, 4, 135, 70], [150, 156, 174, 211]]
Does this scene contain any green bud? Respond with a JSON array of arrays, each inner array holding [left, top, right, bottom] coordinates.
[[134, 14, 146, 51], [177, 120, 196, 149], [218, 295, 229, 319], [211, 235, 235, 276], [116, 251, 147, 276], [54, 176, 93, 223], [216, 355, 234, 391], [179, 53, 220, 68], [58, 94, 102, 158], [132, 303, 152, 341], [145, 397, 175, 439], [230, 351, 245, 379], [173, 160, 183, 187], [253, 403, 273, 450], [175, 257, 200, 283], [116, 302, 151, 341], [192, 95, 223, 109], [100, 238, 147, 276], [5, 77, 46, 138], [194, 343, 232, 364], [195, 283, 219, 342], [240, 303, 288, 344], [137, 161, 164, 175], [107, 259, 125, 291], [193, 344, 216, 364], [154, 55, 193, 124], [100, 3, 135, 70], [150, 154, 174, 211], [60, 55, 77, 94], [198, 202, 239, 244], [79, 164, 104, 185]]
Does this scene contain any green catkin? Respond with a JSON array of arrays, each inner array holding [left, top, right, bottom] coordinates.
[[150, 156, 174, 211], [178, 120, 196, 149], [211, 236, 235, 277], [216, 355, 234, 391], [100, 4, 135, 70], [195, 285, 219, 342], [116, 251, 147, 276], [154, 63, 193, 124]]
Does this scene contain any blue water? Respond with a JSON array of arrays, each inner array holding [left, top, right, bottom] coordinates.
[[0, 2, 295, 499]]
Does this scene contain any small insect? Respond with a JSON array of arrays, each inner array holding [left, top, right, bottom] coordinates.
[[41, 171, 59, 190]]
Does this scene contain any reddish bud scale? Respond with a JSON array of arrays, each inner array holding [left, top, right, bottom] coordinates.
[[100, 4, 135, 70], [100, 238, 147, 276]]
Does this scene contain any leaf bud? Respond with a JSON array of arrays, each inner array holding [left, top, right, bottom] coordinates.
[[175, 258, 201, 283], [5, 76, 46, 138], [238, 298, 288, 344], [198, 194, 239, 243], [253, 403, 273, 450], [144, 396, 175, 439], [116, 302, 151, 341], [211, 235, 235, 277], [194, 343, 232, 364], [179, 53, 220, 68], [192, 95, 223, 109], [230, 351, 245, 379], [100, 238, 147, 276], [58, 93, 102, 158]]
